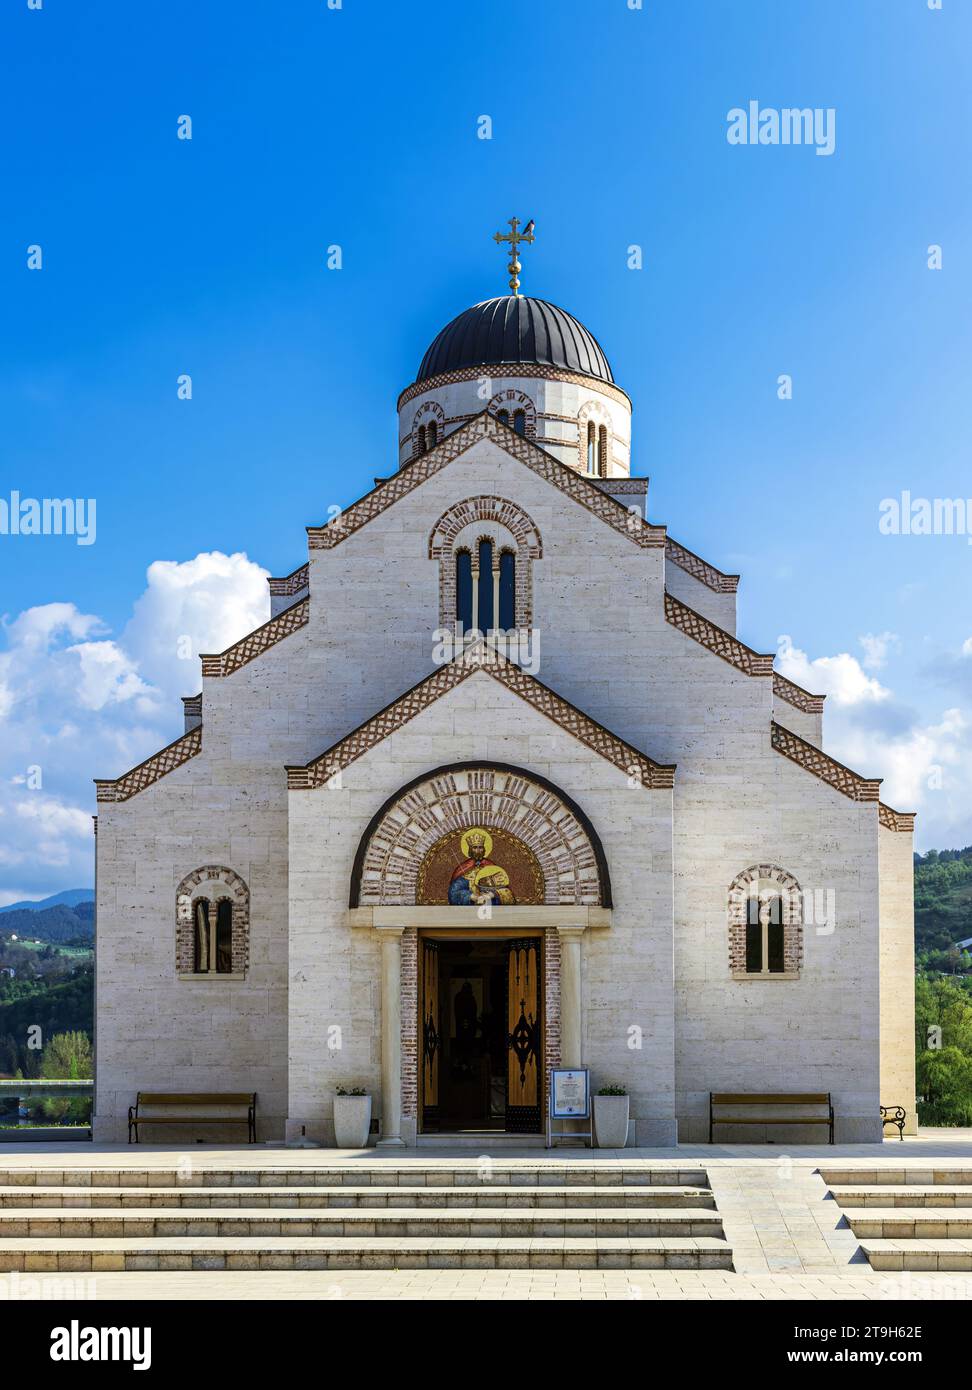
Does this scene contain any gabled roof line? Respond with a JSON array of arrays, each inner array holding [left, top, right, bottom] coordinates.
[[771, 721, 882, 803], [664, 592, 775, 676], [286, 640, 676, 792], [305, 411, 667, 554], [95, 726, 202, 803]]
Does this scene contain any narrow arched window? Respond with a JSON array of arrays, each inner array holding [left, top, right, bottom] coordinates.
[[745, 892, 784, 974], [456, 549, 473, 632], [417, 425, 427, 455], [215, 900, 233, 974], [499, 550, 516, 629], [586, 421, 597, 474], [478, 538, 494, 632], [192, 898, 234, 974], [428, 419, 438, 448], [193, 900, 210, 973], [513, 409, 526, 437], [598, 424, 608, 476], [497, 409, 510, 428]]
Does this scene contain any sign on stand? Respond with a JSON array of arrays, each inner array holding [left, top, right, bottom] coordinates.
[[546, 1068, 592, 1147]]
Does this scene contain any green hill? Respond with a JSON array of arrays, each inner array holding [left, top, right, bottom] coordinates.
[[915, 847, 972, 962]]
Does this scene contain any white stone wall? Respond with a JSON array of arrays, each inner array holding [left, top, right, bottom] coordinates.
[[879, 823, 918, 1134], [286, 670, 676, 1146], [398, 372, 632, 476], [673, 748, 883, 1143], [772, 695, 824, 746], [664, 559, 737, 635]]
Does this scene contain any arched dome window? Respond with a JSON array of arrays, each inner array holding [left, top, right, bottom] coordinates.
[[497, 408, 510, 428], [586, 421, 597, 474], [513, 409, 526, 437], [598, 424, 608, 477], [417, 424, 427, 455], [428, 419, 438, 448]]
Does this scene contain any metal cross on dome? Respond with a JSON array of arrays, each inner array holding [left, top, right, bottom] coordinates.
[[492, 216, 535, 296]]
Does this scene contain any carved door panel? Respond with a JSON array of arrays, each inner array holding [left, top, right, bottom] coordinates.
[[421, 940, 439, 1126], [506, 937, 542, 1133]]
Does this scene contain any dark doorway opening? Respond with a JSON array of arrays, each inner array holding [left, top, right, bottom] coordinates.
[[420, 936, 542, 1134]]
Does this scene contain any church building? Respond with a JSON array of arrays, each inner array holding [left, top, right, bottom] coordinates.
[[93, 231, 916, 1146]]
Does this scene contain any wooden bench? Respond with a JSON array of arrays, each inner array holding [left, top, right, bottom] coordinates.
[[128, 1092, 256, 1145], [709, 1092, 834, 1144], [880, 1104, 906, 1140]]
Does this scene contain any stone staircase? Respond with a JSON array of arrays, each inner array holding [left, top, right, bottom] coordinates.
[[0, 1162, 733, 1272], [822, 1166, 972, 1272]]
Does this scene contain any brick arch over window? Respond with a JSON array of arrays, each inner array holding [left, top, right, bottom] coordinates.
[[350, 763, 611, 907], [429, 496, 542, 629], [175, 865, 250, 976], [726, 863, 803, 977]]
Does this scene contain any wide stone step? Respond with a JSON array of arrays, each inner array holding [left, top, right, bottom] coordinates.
[[0, 1235, 733, 1271], [859, 1240, 972, 1272], [820, 1168, 972, 1188], [0, 1165, 709, 1190], [830, 1186, 972, 1209], [0, 1184, 714, 1210], [0, 1206, 724, 1239], [843, 1208, 972, 1240]]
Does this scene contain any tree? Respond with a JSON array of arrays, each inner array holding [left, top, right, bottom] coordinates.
[[40, 1031, 92, 1080]]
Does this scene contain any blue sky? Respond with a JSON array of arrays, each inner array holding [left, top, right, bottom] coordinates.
[[0, 0, 969, 898]]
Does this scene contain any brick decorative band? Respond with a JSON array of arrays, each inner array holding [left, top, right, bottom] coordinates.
[[307, 414, 667, 554], [181, 693, 202, 718], [879, 803, 917, 833], [268, 564, 309, 596], [200, 598, 309, 677], [594, 478, 648, 496], [771, 721, 882, 802], [773, 673, 826, 714], [666, 538, 740, 594], [288, 644, 676, 791], [95, 726, 202, 803], [397, 363, 633, 412], [664, 593, 774, 676]]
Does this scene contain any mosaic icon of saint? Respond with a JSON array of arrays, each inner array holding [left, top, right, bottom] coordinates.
[[448, 828, 515, 906]]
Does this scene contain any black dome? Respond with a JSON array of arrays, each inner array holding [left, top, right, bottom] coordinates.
[[416, 296, 614, 386]]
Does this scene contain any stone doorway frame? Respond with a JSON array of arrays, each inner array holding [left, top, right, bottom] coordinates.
[[413, 926, 549, 1139], [349, 906, 607, 1147]]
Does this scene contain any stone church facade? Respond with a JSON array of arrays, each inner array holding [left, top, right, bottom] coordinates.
[[92, 293, 916, 1146]]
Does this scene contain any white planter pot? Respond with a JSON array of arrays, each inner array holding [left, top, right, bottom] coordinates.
[[593, 1094, 630, 1149], [332, 1095, 372, 1149]]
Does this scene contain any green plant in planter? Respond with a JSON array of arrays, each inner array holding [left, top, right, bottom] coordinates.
[[597, 1084, 628, 1096], [335, 1086, 368, 1097]]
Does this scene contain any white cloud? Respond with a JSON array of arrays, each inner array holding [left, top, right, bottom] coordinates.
[[124, 551, 269, 696], [0, 552, 269, 900], [858, 631, 900, 671], [961, 637, 972, 657], [776, 635, 890, 706]]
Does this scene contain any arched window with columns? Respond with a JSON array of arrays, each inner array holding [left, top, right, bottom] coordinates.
[[431, 496, 542, 634], [727, 864, 803, 978], [176, 866, 250, 978]]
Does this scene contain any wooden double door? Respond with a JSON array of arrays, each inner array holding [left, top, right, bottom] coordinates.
[[420, 934, 542, 1134]]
